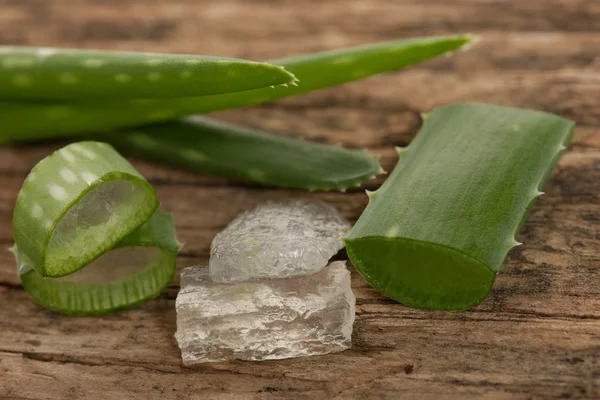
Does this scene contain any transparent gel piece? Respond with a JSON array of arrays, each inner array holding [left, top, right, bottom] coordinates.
[[209, 200, 351, 283], [175, 261, 355, 364]]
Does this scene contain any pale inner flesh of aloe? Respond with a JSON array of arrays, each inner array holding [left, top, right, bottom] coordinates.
[[55, 246, 161, 285], [46, 179, 155, 275]]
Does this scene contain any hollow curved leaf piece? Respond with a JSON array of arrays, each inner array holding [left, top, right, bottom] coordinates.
[[345, 103, 575, 311], [103, 116, 383, 191], [0, 46, 295, 100], [17, 211, 181, 315], [12, 141, 181, 315], [0, 34, 474, 142], [13, 141, 159, 278]]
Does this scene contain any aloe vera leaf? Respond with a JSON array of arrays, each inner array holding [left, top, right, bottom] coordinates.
[[12, 141, 159, 277], [0, 34, 473, 142], [18, 210, 181, 316], [103, 116, 383, 190], [0, 46, 295, 100], [344, 103, 574, 311]]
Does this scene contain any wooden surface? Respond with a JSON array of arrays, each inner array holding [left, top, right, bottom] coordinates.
[[1, 1, 600, 399]]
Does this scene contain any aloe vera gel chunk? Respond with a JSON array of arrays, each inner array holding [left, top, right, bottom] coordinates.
[[345, 103, 575, 311]]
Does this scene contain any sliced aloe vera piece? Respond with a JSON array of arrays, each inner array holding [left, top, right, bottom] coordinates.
[[12, 141, 159, 278], [0, 46, 295, 100], [17, 211, 181, 315], [345, 103, 575, 311], [104, 116, 382, 191], [0, 34, 473, 142]]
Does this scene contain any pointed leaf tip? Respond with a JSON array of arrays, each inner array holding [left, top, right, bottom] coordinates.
[[365, 189, 377, 199], [395, 146, 408, 156], [459, 33, 480, 51]]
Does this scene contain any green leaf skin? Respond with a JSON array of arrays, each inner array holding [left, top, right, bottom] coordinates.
[[0, 34, 474, 142], [12, 141, 159, 277], [344, 103, 575, 311], [0, 46, 295, 100], [18, 211, 181, 316], [102, 116, 383, 191]]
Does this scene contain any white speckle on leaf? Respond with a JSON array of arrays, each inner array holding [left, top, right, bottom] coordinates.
[[80, 171, 98, 185], [147, 110, 174, 121], [115, 73, 132, 83], [12, 75, 32, 87], [60, 73, 79, 85], [147, 59, 163, 66], [59, 168, 78, 183], [48, 184, 68, 201], [83, 59, 104, 68], [147, 72, 161, 81], [180, 71, 192, 79], [385, 226, 400, 237], [247, 169, 267, 181], [129, 132, 158, 148], [61, 149, 76, 163], [181, 149, 207, 162], [31, 203, 43, 219], [36, 48, 57, 59], [332, 57, 352, 65], [70, 144, 97, 160], [2, 56, 35, 69]]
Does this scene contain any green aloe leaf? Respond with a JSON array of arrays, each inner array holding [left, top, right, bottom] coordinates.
[[0, 34, 474, 142], [344, 103, 574, 311], [103, 116, 383, 191], [18, 211, 180, 316], [13, 141, 159, 277], [0, 46, 295, 100], [12, 141, 181, 315]]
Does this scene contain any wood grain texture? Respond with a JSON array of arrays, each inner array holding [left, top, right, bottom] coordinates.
[[1, 0, 599, 399]]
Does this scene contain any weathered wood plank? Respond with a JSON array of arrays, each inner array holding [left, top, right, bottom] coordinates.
[[1, 0, 599, 398]]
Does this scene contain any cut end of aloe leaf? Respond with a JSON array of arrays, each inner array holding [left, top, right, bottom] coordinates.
[[345, 103, 574, 312], [16, 210, 179, 316], [13, 141, 159, 278], [45, 178, 158, 277], [19, 245, 175, 315], [345, 237, 495, 311], [12, 140, 179, 315]]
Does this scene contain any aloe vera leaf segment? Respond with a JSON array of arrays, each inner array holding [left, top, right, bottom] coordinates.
[[0, 46, 295, 100], [103, 116, 383, 191], [0, 34, 474, 142], [345, 103, 575, 311]]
